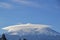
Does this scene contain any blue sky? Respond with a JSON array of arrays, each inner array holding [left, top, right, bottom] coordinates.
[[0, 0, 60, 34]]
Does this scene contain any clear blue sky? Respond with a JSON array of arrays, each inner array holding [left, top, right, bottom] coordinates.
[[0, 0, 60, 34]]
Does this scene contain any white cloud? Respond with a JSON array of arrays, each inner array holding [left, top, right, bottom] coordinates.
[[2, 23, 50, 32], [0, 2, 12, 8], [12, 0, 40, 7]]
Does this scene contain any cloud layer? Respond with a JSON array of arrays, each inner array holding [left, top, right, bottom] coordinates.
[[0, 0, 59, 9], [2, 23, 49, 32], [0, 2, 12, 8], [0, 0, 40, 8], [12, 0, 40, 7]]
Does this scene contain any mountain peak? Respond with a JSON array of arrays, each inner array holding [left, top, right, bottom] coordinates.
[[2, 23, 60, 36], [2, 23, 49, 32], [1, 23, 51, 35], [1, 24, 60, 40]]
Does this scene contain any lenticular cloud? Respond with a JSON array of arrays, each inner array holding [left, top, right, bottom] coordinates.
[[2, 23, 50, 32]]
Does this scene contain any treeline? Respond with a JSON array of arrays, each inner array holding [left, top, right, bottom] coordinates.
[[0, 34, 7, 40], [0, 34, 27, 40]]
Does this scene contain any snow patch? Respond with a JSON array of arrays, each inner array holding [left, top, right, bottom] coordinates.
[[2, 23, 50, 32]]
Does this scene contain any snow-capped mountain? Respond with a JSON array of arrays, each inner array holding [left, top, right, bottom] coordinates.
[[2, 23, 60, 40]]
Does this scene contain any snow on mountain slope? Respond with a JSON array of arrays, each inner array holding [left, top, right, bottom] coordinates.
[[2, 23, 60, 35], [2, 23, 60, 40]]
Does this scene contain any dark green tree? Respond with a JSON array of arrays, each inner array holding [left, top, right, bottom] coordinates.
[[23, 38, 26, 40], [0, 38, 1, 40], [1, 34, 7, 40]]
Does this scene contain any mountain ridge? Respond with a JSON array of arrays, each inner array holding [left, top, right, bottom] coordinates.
[[1, 24, 60, 40]]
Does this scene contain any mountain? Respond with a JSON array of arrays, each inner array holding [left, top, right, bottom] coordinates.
[[2, 24, 60, 40]]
